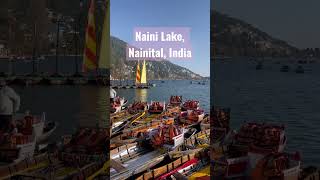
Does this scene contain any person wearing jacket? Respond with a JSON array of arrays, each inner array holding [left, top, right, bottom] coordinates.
[[0, 79, 20, 133]]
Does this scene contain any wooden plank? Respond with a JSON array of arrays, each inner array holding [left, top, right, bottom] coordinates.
[[110, 159, 126, 173]]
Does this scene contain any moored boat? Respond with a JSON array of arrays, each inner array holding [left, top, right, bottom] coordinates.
[[111, 97, 127, 113], [149, 124, 186, 151], [251, 152, 301, 180], [48, 74, 67, 85], [127, 101, 148, 114], [148, 101, 165, 114], [14, 112, 56, 143], [21, 74, 43, 86], [169, 95, 182, 106], [179, 109, 205, 125], [182, 100, 200, 111], [0, 133, 36, 163], [69, 75, 89, 85]]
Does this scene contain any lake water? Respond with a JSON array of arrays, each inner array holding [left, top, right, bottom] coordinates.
[[214, 58, 320, 166]]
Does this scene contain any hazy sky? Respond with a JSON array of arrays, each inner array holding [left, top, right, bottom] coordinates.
[[111, 0, 210, 77], [213, 0, 320, 49]]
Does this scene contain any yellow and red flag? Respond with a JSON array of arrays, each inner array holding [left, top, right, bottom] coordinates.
[[83, 0, 97, 72], [135, 61, 141, 84]]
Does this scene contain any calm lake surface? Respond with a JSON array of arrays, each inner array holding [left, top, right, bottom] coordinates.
[[214, 58, 320, 166]]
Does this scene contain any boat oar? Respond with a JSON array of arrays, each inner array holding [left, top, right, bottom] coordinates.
[[168, 148, 202, 158], [111, 138, 137, 145], [87, 160, 111, 180], [130, 111, 146, 125]]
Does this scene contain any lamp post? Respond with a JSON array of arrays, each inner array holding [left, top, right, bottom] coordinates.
[[32, 23, 37, 75], [54, 16, 63, 75]]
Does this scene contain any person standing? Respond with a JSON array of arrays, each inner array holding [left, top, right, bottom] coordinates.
[[0, 79, 20, 133], [110, 87, 117, 103]]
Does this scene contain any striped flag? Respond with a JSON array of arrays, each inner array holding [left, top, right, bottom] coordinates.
[[135, 61, 141, 84], [83, 0, 97, 72]]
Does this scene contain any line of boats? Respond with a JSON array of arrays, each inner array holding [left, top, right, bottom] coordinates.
[[0, 73, 108, 86], [0, 112, 109, 179], [110, 95, 211, 179], [211, 107, 319, 180], [256, 62, 305, 73]]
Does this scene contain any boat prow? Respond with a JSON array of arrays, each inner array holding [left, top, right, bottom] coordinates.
[[36, 121, 59, 144]]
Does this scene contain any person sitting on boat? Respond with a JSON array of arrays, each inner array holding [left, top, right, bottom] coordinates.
[[110, 87, 117, 103], [0, 79, 20, 133]]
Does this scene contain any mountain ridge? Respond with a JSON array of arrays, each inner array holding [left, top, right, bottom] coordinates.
[[212, 10, 301, 57]]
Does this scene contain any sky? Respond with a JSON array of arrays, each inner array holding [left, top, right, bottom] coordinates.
[[111, 0, 210, 77], [213, 0, 320, 49]]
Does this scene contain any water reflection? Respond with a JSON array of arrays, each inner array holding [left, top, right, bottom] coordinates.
[[135, 89, 148, 102], [78, 87, 107, 128]]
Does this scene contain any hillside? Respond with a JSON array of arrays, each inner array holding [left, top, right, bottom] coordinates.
[[111, 37, 203, 80], [212, 11, 300, 57]]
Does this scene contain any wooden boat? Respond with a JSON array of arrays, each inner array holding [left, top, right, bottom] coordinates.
[[112, 112, 143, 136], [179, 109, 205, 125], [111, 97, 127, 113], [0, 134, 36, 164], [6, 152, 106, 180], [111, 117, 176, 149], [0, 153, 57, 179], [18, 129, 107, 179], [148, 101, 165, 114], [111, 110, 136, 124], [48, 74, 67, 85], [182, 100, 199, 111], [68, 74, 89, 85], [170, 148, 210, 178], [130, 112, 164, 126], [0, 121, 39, 164], [211, 144, 249, 178], [188, 165, 210, 180], [22, 75, 43, 86], [110, 142, 142, 160], [87, 161, 109, 180], [234, 123, 286, 151], [63, 128, 108, 155], [36, 121, 58, 144], [169, 96, 182, 107], [149, 124, 186, 151], [134, 150, 203, 180], [184, 129, 210, 148], [14, 112, 56, 144], [111, 151, 167, 180], [251, 152, 301, 180], [128, 101, 148, 114], [300, 166, 320, 180]]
